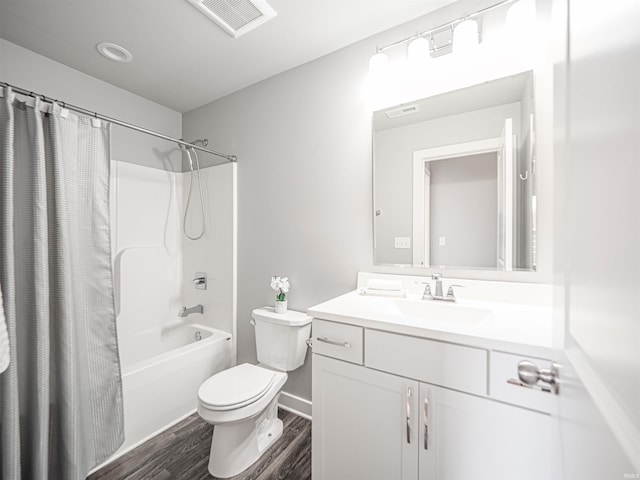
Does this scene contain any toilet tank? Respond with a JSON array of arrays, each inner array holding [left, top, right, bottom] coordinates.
[[252, 307, 312, 371]]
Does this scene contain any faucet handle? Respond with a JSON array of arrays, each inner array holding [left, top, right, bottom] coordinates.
[[445, 284, 464, 300], [415, 281, 433, 300]]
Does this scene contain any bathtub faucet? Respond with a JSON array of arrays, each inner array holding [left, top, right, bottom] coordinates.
[[178, 304, 204, 317]]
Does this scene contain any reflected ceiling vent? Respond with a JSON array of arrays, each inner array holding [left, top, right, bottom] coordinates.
[[385, 104, 420, 119], [187, 0, 277, 38]]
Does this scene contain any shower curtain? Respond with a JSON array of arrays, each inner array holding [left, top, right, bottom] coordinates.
[[0, 87, 124, 479]]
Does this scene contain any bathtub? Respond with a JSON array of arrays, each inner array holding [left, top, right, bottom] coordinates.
[[107, 323, 232, 462]]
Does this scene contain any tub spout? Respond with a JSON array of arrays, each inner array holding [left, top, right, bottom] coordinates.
[[178, 304, 204, 317]]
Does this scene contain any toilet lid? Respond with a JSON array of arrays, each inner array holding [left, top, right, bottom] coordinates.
[[198, 363, 276, 410]]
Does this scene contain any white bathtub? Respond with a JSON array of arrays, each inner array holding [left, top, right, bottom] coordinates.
[[107, 323, 232, 462]]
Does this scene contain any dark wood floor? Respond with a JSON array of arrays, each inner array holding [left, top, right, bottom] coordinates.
[[88, 409, 311, 480]]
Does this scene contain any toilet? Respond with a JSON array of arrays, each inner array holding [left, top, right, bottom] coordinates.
[[197, 307, 312, 478]]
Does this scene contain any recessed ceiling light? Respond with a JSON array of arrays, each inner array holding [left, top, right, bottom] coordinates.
[[96, 42, 133, 63]]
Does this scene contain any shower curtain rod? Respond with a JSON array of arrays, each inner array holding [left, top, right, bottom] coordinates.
[[0, 81, 237, 163]]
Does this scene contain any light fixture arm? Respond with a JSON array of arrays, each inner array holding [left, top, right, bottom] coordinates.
[[374, 0, 518, 55]]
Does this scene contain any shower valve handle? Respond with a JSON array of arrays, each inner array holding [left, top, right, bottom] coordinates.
[[193, 272, 207, 290]]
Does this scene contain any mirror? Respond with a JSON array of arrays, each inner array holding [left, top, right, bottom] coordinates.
[[373, 71, 536, 271]]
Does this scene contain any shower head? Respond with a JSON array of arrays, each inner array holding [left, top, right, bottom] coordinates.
[[178, 138, 208, 151]]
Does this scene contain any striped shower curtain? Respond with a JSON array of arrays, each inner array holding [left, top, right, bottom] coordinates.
[[0, 87, 124, 479]]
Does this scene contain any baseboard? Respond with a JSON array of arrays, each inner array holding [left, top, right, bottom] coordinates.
[[278, 391, 312, 420], [89, 408, 198, 475]]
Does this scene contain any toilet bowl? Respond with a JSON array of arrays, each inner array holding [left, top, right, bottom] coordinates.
[[198, 363, 288, 478], [197, 307, 311, 478]]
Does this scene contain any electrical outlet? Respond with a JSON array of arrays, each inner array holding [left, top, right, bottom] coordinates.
[[394, 237, 411, 249], [439, 236, 446, 246]]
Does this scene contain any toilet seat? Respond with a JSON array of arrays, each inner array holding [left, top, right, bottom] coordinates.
[[198, 363, 276, 411]]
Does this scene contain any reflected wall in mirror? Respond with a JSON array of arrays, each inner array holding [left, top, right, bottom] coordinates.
[[373, 71, 536, 271]]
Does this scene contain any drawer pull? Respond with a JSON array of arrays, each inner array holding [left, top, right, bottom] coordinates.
[[406, 386, 412, 444], [317, 337, 351, 348], [423, 398, 429, 450], [507, 378, 552, 393]]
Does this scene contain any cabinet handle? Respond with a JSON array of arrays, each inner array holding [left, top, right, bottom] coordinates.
[[406, 386, 412, 444], [423, 398, 429, 450], [316, 337, 351, 348]]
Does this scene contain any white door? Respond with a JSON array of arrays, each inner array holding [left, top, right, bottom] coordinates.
[[554, 0, 640, 475], [312, 354, 419, 480], [418, 383, 561, 480], [497, 118, 513, 270]]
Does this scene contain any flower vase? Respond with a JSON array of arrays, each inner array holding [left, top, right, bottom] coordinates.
[[275, 299, 288, 314]]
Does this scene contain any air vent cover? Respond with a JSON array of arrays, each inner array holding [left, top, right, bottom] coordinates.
[[385, 104, 420, 119], [187, 0, 276, 38]]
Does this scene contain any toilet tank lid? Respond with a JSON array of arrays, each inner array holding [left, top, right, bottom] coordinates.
[[252, 307, 312, 326]]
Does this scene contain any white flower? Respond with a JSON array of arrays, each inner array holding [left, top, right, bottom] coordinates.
[[271, 276, 290, 298]]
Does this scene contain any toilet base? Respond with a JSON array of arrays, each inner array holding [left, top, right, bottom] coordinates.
[[208, 395, 283, 478]]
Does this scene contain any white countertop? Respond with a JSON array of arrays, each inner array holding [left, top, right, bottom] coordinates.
[[308, 290, 557, 358]]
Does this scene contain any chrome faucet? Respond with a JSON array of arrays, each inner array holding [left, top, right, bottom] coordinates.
[[432, 273, 444, 298], [178, 304, 204, 317], [421, 274, 458, 303]]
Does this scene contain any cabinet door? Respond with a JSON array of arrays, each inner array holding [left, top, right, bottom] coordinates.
[[312, 354, 419, 480], [419, 383, 562, 480]]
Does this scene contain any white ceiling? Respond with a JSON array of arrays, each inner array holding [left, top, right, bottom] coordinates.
[[0, 0, 456, 113]]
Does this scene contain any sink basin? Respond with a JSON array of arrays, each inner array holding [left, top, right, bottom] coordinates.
[[387, 298, 491, 326]]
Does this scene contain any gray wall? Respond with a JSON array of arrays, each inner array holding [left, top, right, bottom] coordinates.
[[374, 102, 521, 265], [429, 153, 497, 268], [183, 0, 555, 403], [0, 38, 183, 171], [183, 39, 375, 402]]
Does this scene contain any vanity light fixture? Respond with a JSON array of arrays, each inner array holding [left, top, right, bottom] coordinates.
[[96, 42, 133, 63], [368, 0, 527, 74]]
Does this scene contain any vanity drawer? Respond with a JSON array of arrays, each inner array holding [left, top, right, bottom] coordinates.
[[365, 329, 487, 395], [489, 351, 556, 414], [312, 319, 363, 365]]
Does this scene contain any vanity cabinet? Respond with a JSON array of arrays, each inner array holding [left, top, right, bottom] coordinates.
[[419, 383, 559, 480], [312, 354, 419, 480], [311, 319, 561, 480]]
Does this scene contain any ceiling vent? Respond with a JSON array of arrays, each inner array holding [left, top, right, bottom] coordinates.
[[385, 104, 420, 119], [187, 0, 276, 38]]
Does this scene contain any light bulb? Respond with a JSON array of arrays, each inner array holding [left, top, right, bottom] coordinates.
[[453, 19, 479, 56], [369, 51, 389, 76], [506, 0, 536, 42], [407, 37, 430, 67]]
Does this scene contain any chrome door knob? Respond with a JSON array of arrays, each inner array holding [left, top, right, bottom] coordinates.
[[518, 360, 559, 394]]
